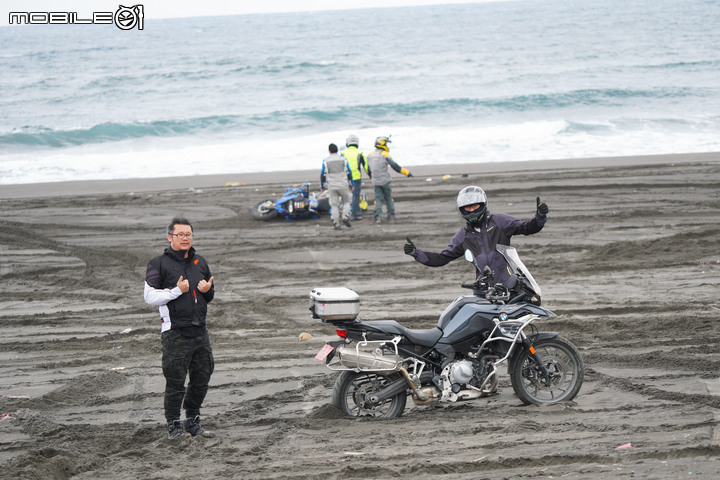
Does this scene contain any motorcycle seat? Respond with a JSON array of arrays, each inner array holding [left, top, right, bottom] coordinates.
[[363, 320, 443, 347]]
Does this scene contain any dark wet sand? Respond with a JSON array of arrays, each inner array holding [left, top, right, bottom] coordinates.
[[1, 152, 720, 479]]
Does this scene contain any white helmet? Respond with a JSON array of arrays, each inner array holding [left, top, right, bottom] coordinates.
[[456, 186, 487, 226], [346, 134, 359, 147]]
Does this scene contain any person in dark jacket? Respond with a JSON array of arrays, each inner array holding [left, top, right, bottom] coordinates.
[[144, 216, 216, 439], [403, 186, 549, 286]]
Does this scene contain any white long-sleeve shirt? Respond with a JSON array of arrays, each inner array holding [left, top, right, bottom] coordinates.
[[143, 281, 183, 333]]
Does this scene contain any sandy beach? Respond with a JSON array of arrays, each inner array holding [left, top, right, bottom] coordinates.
[[1, 152, 720, 480]]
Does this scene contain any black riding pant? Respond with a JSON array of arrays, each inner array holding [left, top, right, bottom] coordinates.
[[161, 329, 214, 423]]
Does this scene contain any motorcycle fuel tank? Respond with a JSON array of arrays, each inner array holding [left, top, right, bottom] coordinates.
[[437, 296, 498, 344]]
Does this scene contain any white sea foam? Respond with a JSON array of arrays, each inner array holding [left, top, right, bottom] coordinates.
[[2, 119, 718, 184]]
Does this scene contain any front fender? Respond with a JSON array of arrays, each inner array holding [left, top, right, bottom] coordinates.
[[506, 332, 558, 374]]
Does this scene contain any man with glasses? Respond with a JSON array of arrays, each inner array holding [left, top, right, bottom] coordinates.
[[144, 216, 216, 439]]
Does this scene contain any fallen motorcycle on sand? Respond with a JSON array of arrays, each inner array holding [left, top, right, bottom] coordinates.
[[252, 183, 366, 221]]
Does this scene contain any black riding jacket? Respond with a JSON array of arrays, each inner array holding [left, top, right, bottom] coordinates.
[[145, 246, 214, 333]]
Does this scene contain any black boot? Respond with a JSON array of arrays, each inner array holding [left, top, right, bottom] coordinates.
[[167, 420, 190, 439], [183, 415, 215, 438]]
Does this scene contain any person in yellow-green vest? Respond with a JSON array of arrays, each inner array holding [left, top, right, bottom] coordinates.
[[364, 136, 413, 224], [341, 134, 366, 221]]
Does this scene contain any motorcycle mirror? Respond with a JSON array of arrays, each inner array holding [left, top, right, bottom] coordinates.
[[464, 250, 474, 263]]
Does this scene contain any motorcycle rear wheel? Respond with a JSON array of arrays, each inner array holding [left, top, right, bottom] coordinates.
[[251, 199, 278, 221], [510, 336, 584, 405], [333, 371, 407, 418]]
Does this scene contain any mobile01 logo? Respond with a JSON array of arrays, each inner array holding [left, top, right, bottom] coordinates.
[[9, 5, 144, 30]]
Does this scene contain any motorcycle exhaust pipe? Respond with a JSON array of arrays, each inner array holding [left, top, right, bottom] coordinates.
[[412, 386, 441, 405], [336, 344, 401, 371], [399, 367, 429, 402], [369, 370, 435, 404], [399, 368, 441, 405]]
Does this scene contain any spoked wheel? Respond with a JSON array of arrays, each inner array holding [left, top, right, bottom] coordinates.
[[333, 371, 407, 418], [510, 336, 584, 405], [251, 200, 278, 221]]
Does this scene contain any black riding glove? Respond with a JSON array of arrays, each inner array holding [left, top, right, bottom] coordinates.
[[404, 237, 416, 256], [536, 197, 549, 216]]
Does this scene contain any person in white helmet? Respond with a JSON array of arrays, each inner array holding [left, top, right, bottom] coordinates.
[[341, 134, 366, 221], [404, 186, 549, 285]]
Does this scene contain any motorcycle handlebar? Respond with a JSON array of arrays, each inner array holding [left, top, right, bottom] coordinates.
[[460, 281, 476, 289], [485, 285, 511, 302]]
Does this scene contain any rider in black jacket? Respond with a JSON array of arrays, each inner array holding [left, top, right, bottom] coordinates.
[[403, 186, 549, 285]]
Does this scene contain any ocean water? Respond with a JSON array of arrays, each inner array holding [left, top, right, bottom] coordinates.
[[1, 0, 719, 185]]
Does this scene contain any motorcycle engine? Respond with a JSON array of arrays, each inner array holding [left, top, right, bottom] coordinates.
[[437, 358, 496, 403], [448, 360, 475, 385]]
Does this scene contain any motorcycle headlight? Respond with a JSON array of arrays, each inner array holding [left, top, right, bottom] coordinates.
[[498, 322, 520, 337]]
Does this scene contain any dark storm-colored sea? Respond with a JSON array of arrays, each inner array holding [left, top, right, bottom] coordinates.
[[1, 0, 719, 184]]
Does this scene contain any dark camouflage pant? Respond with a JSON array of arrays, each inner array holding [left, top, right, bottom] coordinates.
[[161, 329, 214, 423]]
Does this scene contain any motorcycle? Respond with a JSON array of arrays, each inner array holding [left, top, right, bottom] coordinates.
[[310, 245, 584, 418], [252, 183, 367, 222], [252, 183, 330, 221]]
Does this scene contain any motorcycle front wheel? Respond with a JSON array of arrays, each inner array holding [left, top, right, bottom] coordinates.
[[251, 199, 278, 221], [510, 336, 584, 405], [333, 371, 407, 418]]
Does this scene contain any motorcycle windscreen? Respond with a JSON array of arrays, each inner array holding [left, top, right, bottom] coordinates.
[[496, 245, 541, 296]]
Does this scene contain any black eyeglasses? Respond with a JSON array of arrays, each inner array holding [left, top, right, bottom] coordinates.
[[170, 233, 193, 239]]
